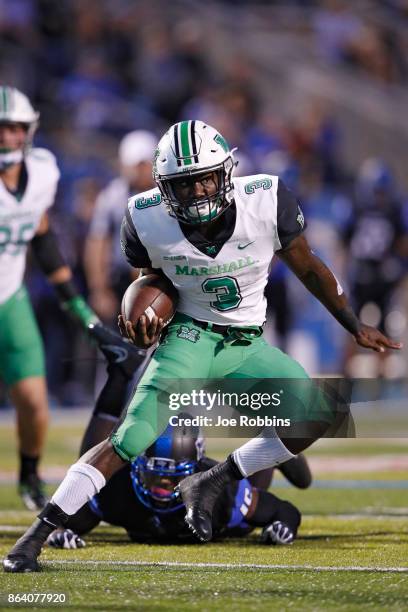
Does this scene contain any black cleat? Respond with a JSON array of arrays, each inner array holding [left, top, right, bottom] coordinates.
[[3, 518, 54, 573], [177, 458, 240, 542], [3, 556, 41, 573], [277, 453, 312, 489], [185, 507, 212, 543], [19, 475, 48, 511], [176, 475, 213, 542]]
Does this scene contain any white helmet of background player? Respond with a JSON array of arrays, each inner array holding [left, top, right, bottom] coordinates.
[[153, 120, 236, 225], [0, 86, 39, 170]]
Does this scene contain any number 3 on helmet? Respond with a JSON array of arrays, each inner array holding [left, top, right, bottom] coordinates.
[[153, 120, 237, 225]]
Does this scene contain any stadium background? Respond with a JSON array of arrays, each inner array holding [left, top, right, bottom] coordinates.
[[1, 0, 408, 406], [1, 2, 408, 609]]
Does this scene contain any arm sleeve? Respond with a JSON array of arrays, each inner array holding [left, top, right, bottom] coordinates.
[[276, 179, 306, 250], [31, 228, 67, 274], [120, 208, 152, 268]]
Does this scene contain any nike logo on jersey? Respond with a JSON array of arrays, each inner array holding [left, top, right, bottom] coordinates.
[[238, 241, 255, 250]]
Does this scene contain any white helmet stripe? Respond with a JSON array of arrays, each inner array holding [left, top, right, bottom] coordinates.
[[9, 87, 15, 113], [173, 123, 182, 167], [190, 120, 199, 163]]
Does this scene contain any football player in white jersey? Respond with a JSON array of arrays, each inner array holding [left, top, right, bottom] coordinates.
[[4, 120, 401, 571], [0, 87, 145, 514]]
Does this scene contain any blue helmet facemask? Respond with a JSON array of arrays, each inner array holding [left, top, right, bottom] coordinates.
[[130, 454, 197, 514]]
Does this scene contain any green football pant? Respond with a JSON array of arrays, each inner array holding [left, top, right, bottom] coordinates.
[[110, 313, 331, 462], [0, 286, 45, 386]]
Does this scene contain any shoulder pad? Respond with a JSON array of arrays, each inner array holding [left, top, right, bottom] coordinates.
[[28, 147, 57, 164]]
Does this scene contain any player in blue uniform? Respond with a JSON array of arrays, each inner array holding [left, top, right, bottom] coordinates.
[[46, 418, 301, 547]]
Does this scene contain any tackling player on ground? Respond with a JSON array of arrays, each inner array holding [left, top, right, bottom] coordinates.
[[46, 416, 304, 548], [3, 120, 401, 571]]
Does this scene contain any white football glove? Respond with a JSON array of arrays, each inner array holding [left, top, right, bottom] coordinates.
[[261, 521, 294, 545], [47, 529, 86, 550]]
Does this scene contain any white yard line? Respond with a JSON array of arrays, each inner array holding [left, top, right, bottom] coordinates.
[[42, 560, 408, 573]]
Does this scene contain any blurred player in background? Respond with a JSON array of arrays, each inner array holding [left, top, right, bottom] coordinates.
[[82, 131, 157, 442], [84, 130, 157, 324], [0, 86, 141, 511], [47, 417, 302, 547], [343, 158, 408, 377]]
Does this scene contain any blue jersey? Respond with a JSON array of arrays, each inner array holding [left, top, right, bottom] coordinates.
[[86, 458, 256, 542], [226, 478, 254, 532]]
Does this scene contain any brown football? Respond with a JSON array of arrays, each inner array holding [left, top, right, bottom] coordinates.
[[121, 273, 178, 327]]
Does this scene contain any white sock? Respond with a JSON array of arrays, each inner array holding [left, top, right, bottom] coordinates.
[[233, 427, 295, 477], [51, 463, 106, 515]]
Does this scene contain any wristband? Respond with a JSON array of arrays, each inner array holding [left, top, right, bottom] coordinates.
[[63, 295, 99, 328], [54, 280, 99, 328]]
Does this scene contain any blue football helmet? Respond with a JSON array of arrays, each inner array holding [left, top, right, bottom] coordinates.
[[130, 416, 204, 513]]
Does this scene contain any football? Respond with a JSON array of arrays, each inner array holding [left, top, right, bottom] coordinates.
[[121, 273, 178, 327]]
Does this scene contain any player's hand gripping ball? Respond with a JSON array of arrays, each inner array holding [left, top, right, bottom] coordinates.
[[119, 273, 178, 348]]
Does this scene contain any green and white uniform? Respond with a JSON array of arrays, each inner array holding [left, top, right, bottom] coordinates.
[[111, 174, 326, 462], [125, 175, 288, 326], [0, 148, 60, 384]]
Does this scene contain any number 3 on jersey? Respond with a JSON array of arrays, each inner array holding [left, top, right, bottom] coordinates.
[[202, 276, 242, 311]]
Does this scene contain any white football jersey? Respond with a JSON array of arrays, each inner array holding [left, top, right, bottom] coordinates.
[[0, 148, 60, 303], [125, 175, 304, 326]]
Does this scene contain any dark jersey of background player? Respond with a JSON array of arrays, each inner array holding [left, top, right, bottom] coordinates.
[[63, 456, 301, 543], [343, 163, 407, 332]]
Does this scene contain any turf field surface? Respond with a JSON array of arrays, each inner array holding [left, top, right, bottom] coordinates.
[[0, 411, 407, 611]]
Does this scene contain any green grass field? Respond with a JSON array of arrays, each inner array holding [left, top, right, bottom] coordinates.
[[0, 413, 407, 611]]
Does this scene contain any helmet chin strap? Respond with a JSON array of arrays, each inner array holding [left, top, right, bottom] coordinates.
[[0, 149, 24, 171]]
